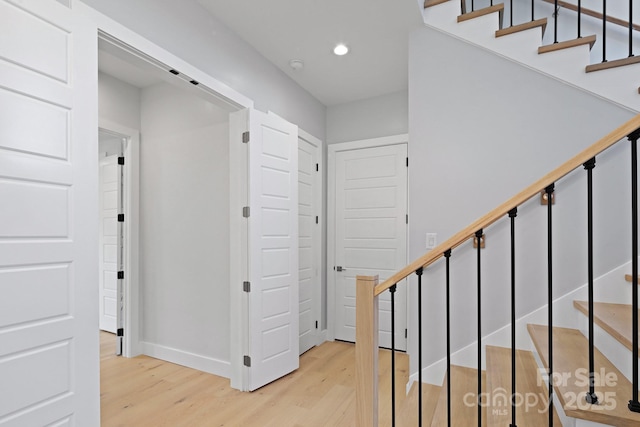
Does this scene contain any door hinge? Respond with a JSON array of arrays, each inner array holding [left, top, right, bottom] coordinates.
[[316, 163, 319, 172], [405, 329, 408, 339], [117, 328, 124, 337], [242, 131, 250, 143], [242, 206, 250, 218], [118, 156, 125, 165], [243, 355, 251, 367], [243, 281, 251, 293], [406, 157, 408, 167], [118, 214, 125, 222], [315, 320, 318, 329], [117, 271, 124, 280], [315, 216, 319, 224], [406, 214, 408, 224]]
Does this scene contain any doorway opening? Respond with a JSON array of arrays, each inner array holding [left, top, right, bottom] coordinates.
[[97, 32, 242, 375]]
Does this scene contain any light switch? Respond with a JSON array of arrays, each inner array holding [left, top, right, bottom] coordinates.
[[426, 233, 437, 249]]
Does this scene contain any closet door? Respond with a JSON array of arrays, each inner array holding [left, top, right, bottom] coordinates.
[[246, 109, 299, 391], [0, 1, 99, 425]]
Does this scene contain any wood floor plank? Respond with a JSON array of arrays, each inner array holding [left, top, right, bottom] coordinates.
[[486, 345, 562, 426], [528, 324, 640, 427], [100, 332, 412, 426], [574, 300, 640, 354]]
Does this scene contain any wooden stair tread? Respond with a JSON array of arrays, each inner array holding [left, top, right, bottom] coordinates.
[[538, 35, 597, 54], [457, 4, 504, 26], [424, 0, 451, 8], [398, 381, 441, 426], [528, 324, 640, 426], [496, 18, 547, 38], [573, 300, 640, 355], [586, 55, 640, 73], [625, 274, 640, 284], [430, 365, 487, 427], [486, 345, 562, 426]]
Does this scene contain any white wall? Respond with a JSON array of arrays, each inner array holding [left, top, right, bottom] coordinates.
[[408, 25, 636, 377], [139, 82, 230, 373], [98, 71, 141, 130], [326, 90, 408, 144], [80, 0, 326, 141]]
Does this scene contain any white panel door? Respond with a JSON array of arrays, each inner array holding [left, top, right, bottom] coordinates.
[[0, 1, 99, 426], [334, 144, 408, 350], [247, 109, 299, 390], [99, 155, 118, 333], [298, 136, 320, 355]]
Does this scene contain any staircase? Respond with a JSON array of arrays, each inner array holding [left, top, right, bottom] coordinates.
[[354, 112, 640, 425], [421, 0, 640, 112], [353, 2, 640, 426]]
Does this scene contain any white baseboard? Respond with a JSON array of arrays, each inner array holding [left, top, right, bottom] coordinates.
[[140, 341, 230, 378]]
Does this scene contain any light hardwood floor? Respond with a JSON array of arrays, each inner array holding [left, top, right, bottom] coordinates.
[[100, 332, 409, 426]]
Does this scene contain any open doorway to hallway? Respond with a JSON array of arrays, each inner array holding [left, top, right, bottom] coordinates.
[[98, 33, 237, 374]]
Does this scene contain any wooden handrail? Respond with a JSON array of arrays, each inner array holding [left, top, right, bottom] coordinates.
[[541, 0, 640, 33], [374, 113, 640, 297]]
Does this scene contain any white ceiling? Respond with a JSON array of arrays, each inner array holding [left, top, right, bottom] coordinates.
[[197, 0, 424, 106]]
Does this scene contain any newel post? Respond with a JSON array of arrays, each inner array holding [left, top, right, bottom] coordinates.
[[355, 274, 379, 427]]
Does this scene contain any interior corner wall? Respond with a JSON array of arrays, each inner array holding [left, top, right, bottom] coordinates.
[[408, 25, 636, 376], [80, 0, 326, 141], [98, 71, 141, 130], [139, 82, 230, 373], [326, 90, 408, 145]]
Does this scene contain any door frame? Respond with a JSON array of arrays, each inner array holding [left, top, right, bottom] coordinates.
[[298, 129, 325, 348], [327, 134, 409, 342], [98, 121, 140, 357]]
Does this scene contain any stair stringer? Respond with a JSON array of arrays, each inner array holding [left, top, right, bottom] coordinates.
[[422, 1, 640, 113]]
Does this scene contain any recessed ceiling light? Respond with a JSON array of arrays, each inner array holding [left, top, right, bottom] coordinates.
[[333, 44, 349, 56]]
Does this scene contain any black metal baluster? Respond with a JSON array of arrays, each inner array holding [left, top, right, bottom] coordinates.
[[531, 0, 535, 22], [390, 284, 397, 426], [445, 249, 452, 427], [554, 0, 559, 43], [546, 183, 555, 426], [578, 0, 583, 38], [472, 0, 475, 13], [509, 208, 518, 427], [417, 267, 424, 426], [584, 158, 599, 405], [476, 229, 483, 427], [602, 0, 607, 63], [629, 0, 634, 58], [629, 129, 640, 413], [510, 0, 513, 28]]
